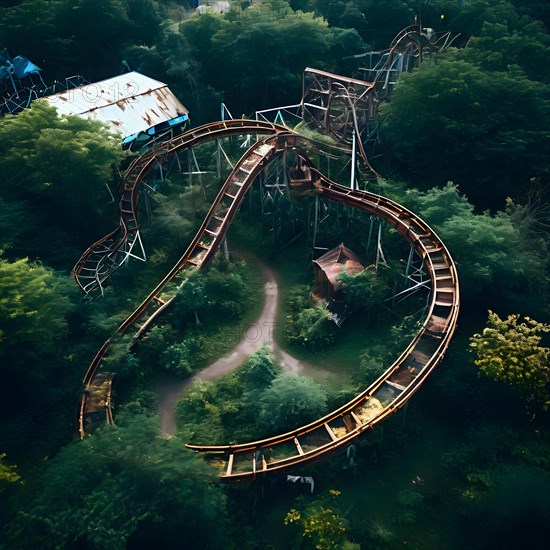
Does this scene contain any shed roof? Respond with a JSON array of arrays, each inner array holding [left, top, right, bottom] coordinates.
[[313, 243, 364, 290], [43, 71, 188, 141]]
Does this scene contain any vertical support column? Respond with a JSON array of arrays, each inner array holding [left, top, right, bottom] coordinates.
[[282, 149, 290, 197], [154, 158, 164, 185], [187, 149, 193, 190], [189, 148, 206, 200], [376, 220, 386, 267], [312, 195, 319, 258], [104, 183, 115, 204], [260, 170, 265, 217], [143, 189, 152, 223], [226, 453, 234, 477], [223, 238, 229, 261], [216, 139, 222, 178], [350, 130, 356, 191], [366, 216, 375, 259], [405, 245, 414, 285]]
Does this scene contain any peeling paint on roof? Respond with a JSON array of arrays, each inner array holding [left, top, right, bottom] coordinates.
[[43, 72, 189, 139], [314, 243, 365, 290]]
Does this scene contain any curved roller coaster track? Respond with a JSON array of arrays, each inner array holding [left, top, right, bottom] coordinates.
[[77, 130, 459, 481], [300, 25, 459, 171], [73, 119, 289, 297], [74, 26, 459, 297], [75, 26, 460, 481]]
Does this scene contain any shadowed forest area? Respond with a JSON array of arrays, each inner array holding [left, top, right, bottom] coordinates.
[[1, 1, 549, 548]]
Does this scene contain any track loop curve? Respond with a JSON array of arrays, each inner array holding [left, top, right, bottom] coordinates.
[[78, 131, 459, 483]]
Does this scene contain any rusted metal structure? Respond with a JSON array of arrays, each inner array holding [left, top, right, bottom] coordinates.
[[75, 27, 460, 298], [76, 130, 459, 483], [0, 50, 53, 115], [75, 27, 460, 480], [77, 121, 290, 436], [301, 27, 459, 170], [43, 72, 189, 149], [313, 243, 364, 303], [184, 134, 459, 480], [257, 26, 460, 182], [72, 119, 288, 298]]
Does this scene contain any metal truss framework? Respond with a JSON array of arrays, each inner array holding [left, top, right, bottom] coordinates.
[[74, 27, 461, 298], [74, 26, 461, 480], [72, 120, 290, 297], [0, 75, 88, 116], [77, 131, 460, 485], [301, 27, 460, 175]]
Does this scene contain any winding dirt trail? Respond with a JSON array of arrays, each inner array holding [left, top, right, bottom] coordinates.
[[157, 259, 317, 435]]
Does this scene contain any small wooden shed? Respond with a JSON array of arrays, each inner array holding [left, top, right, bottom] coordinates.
[[313, 243, 364, 303]]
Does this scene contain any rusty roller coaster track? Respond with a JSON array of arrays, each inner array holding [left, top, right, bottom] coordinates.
[[72, 119, 289, 297], [77, 129, 459, 482], [76, 26, 461, 478], [74, 26, 458, 297]]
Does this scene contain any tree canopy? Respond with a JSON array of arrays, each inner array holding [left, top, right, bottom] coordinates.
[[374, 179, 549, 311], [258, 373, 328, 433], [380, 0, 550, 207], [0, 0, 164, 80], [380, 58, 550, 205], [0, 102, 126, 263], [2, 1, 550, 548], [470, 311, 550, 409], [0, 453, 20, 493], [338, 266, 389, 312], [0, 254, 74, 364], [7, 413, 230, 550], [180, 1, 365, 112]]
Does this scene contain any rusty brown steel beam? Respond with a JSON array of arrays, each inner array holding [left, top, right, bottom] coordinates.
[[184, 136, 459, 481], [77, 133, 459, 480], [72, 120, 289, 296]]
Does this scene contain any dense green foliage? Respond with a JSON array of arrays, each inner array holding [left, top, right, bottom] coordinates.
[[470, 311, 550, 408], [0, 453, 20, 493], [258, 373, 328, 433], [285, 490, 357, 550], [338, 266, 389, 313], [176, 348, 328, 442], [282, 286, 340, 349], [0, 102, 125, 264], [7, 412, 230, 549], [380, 0, 550, 207], [373, 179, 549, 313], [180, 3, 364, 111], [0, 0, 164, 80], [0, 255, 73, 361], [0, 252, 83, 462]]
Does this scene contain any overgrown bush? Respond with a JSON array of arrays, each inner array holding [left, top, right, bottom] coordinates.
[[284, 286, 336, 349], [160, 336, 204, 377]]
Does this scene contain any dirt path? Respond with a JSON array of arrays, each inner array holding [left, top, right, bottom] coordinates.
[[157, 259, 317, 435]]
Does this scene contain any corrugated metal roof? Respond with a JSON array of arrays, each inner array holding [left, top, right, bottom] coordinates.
[[43, 71, 188, 139], [314, 243, 365, 290]]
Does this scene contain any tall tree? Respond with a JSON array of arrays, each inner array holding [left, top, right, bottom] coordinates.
[[470, 311, 550, 409], [0, 0, 165, 80], [180, 1, 356, 112], [258, 373, 328, 433], [0, 255, 74, 365], [8, 413, 230, 549], [380, 58, 550, 205], [0, 102, 126, 263]]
